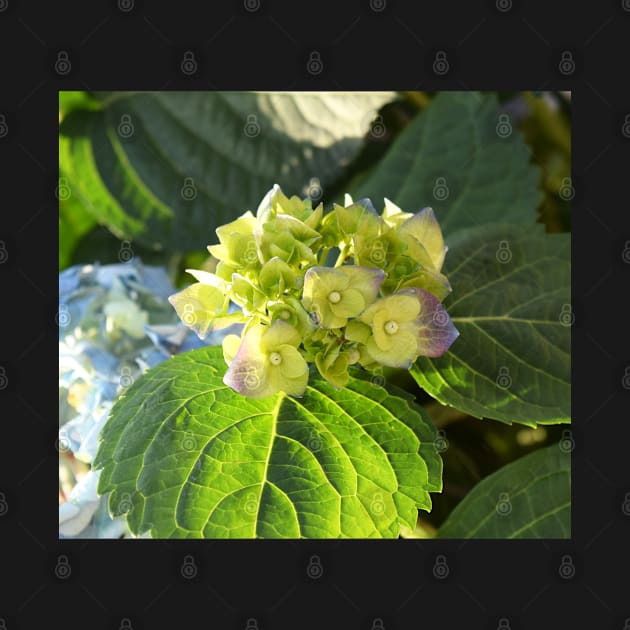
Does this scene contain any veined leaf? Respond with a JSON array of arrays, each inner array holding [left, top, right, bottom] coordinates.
[[59, 91, 395, 251], [93, 346, 442, 539], [59, 193, 96, 270], [411, 223, 570, 426], [354, 92, 542, 235], [437, 444, 570, 538]]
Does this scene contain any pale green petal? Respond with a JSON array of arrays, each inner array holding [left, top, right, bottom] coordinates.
[[216, 211, 257, 239], [372, 309, 394, 351], [339, 265, 385, 304], [278, 345, 309, 378], [345, 320, 371, 344], [260, 320, 301, 352], [185, 268, 228, 290], [168, 282, 228, 339], [398, 268, 452, 302], [329, 288, 365, 319], [366, 330, 417, 368], [383, 294, 421, 321], [399, 207, 446, 271], [399, 233, 436, 270], [267, 365, 308, 398], [222, 334, 242, 365]]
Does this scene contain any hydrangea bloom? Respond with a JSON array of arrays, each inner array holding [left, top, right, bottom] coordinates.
[[58, 260, 236, 538], [170, 185, 460, 398]]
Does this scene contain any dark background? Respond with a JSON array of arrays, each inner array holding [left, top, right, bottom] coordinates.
[[1, 0, 629, 628]]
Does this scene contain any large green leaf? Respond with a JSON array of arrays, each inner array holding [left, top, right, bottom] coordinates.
[[93, 346, 442, 539], [59, 91, 394, 251], [437, 444, 570, 538], [411, 223, 570, 426], [354, 92, 542, 234]]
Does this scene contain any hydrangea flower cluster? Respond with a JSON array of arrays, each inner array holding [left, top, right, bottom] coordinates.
[[58, 260, 229, 538], [169, 185, 459, 399]]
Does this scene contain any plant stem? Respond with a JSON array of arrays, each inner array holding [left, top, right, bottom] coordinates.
[[334, 243, 350, 268]]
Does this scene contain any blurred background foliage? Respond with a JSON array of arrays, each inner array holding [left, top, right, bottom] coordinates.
[[59, 90, 571, 535]]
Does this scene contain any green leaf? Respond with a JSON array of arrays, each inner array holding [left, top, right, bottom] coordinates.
[[437, 444, 570, 538], [59, 192, 96, 270], [93, 346, 442, 538], [59, 91, 395, 251], [411, 223, 570, 426], [354, 92, 542, 235], [59, 91, 101, 122]]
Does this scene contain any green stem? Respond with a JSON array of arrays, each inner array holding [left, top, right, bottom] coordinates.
[[334, 243, 350, 268]]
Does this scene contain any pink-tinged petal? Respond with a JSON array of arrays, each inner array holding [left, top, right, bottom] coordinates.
[[223, 325, 273, 398], [400, 287, 459, 357], [222, 334, 242, 365]]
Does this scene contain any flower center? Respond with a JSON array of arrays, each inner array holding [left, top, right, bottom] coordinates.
[[269, 352, 282, 365], [328, 291, 342, 304], [384, 320, 399, 335]]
